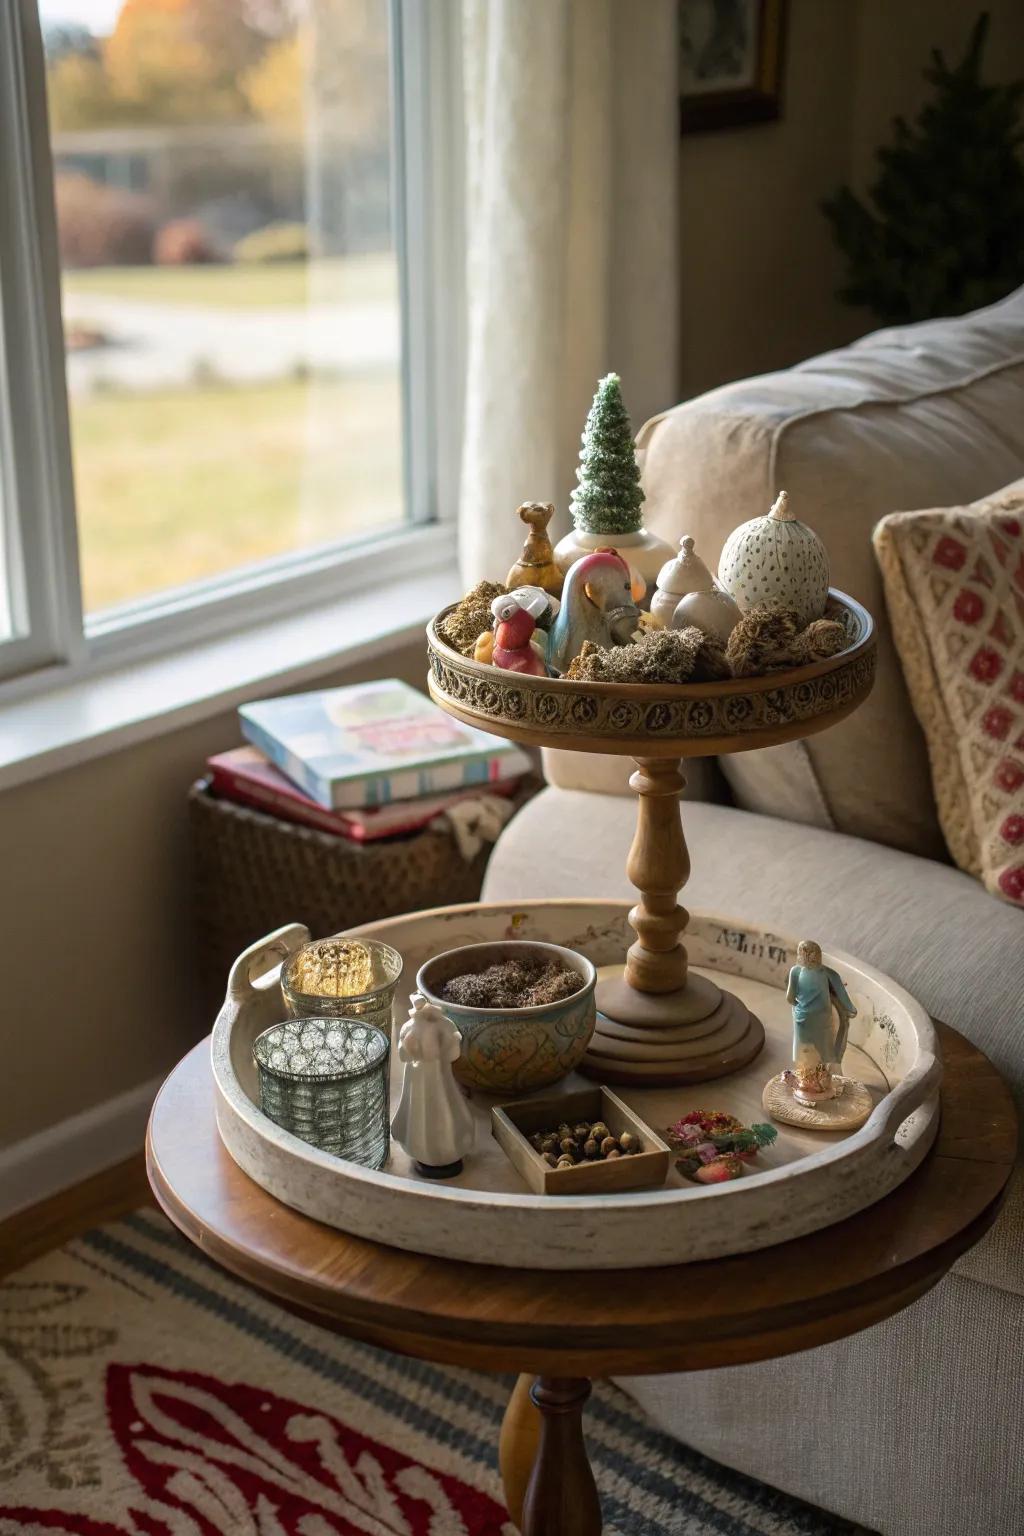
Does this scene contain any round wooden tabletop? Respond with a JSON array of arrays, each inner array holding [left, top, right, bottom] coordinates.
[[147, 1023, 1016, 1378]]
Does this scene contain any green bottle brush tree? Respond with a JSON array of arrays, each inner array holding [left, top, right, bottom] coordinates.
[[554, 372, 674, 587], [570, 372, 646, 537]]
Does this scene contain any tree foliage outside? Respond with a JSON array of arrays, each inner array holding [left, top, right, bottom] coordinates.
[[822, 13, 1024, 324], [570, 374, 646, 538], [47, 0, 390, 142]]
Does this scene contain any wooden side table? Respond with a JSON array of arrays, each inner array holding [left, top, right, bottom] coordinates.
[[147, 1024, 1015, 1536]]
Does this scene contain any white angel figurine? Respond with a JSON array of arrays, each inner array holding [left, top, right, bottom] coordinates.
[[391, 993, 475, 1178]]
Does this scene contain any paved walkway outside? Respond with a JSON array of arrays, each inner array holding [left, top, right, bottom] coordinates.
[[63, 294, 399, 395]]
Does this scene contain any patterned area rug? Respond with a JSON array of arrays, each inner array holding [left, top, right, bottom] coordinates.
[[0, 1210, 865, 1535]]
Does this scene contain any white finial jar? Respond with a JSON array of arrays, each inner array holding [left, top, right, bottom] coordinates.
[[652, 535, 741, 644]]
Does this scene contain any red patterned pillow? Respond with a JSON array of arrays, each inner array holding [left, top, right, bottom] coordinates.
[[874, 481, 1024, 907]]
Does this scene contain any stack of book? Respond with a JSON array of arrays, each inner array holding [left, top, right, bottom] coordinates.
[[207, 678, 531, 843]]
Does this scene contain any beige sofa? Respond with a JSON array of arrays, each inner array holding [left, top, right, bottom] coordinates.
[[483, 290, 1024, 1536]]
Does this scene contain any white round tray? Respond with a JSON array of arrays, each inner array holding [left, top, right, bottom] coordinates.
[[211, 900, 942, 1270]]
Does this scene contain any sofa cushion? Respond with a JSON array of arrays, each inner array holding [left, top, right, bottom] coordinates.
[[636, 285, 1024, 859], [874, 478, 1024, 907], [484, 787, 1024, 1294]]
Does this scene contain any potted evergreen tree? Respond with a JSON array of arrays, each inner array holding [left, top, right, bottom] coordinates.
[[822, 13, 1024, 323], [554, 373, 674, 589]]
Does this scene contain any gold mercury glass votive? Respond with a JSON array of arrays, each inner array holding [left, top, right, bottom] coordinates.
[[281, 937, 403, 1034]]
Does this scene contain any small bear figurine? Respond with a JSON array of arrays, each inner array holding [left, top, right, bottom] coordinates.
[[506, 502, 564, 597]]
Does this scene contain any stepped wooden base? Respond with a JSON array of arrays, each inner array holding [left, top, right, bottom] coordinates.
[[585, 973, 765, 1085]]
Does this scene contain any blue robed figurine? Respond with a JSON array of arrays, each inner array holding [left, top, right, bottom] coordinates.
[[785, 940, 857, 1105]]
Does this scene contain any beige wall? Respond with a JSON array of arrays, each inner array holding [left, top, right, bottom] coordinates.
[[678, 0, 1024, 401], [2, 638, 424, 1150]]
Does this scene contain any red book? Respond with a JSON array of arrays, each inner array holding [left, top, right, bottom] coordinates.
[[206, 746, 520, 842]]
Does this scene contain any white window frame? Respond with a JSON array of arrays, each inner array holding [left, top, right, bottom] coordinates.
[[0, 0, 463, 698]]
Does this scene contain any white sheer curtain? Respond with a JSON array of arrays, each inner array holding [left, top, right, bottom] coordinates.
[[458, 0, 681, 584]]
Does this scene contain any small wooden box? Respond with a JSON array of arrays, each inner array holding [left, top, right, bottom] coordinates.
[[491, 1087, 671, 1196]]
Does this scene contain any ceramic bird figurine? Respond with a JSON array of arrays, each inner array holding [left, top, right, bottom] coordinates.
[[546, 549, 640, 675], [506, 502, 564, 597], [391, 993, 476, 1178], [490, 587, 559, 675]]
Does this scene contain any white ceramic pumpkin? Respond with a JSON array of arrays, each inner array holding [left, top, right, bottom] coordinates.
[[717, 491, 829, 628]]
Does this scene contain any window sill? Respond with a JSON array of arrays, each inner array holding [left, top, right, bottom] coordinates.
[[0, 556, 460, 792]]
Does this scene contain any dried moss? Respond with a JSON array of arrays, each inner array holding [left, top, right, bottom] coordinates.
[[727, 604, 848, 676], [566, 626, 704, 684], [562, 604, 849, 685], [792, 617, 847, 663], [437, 580, 506, 656], [442, 957, 582, 1008], [693, 632, 732, 681], [726, 605, 801, 677]]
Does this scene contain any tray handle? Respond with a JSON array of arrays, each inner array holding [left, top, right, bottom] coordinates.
[[226, 923, 310, 1007], [872, 1051, 942, 1143]]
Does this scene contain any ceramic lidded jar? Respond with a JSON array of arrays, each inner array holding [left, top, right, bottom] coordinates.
[[651, 535, 741, 644], [718, 491, 830, 629]]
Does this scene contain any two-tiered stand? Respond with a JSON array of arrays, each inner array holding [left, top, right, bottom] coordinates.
[[427, 590, 877, 1086]]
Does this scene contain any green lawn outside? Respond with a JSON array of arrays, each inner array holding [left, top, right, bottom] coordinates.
[[63, 253, 397, 310], [72, 373, 404, 613]]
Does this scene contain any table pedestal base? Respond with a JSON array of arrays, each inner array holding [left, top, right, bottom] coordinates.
[[582, 757, 764, 1085], [501, 1374, 601, 1535]]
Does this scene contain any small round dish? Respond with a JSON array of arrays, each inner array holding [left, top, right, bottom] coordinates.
[[416, 940, 597, 1094], [427, 587, 875, 758]]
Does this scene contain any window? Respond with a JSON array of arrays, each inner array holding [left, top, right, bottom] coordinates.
[[0, 0, 458, 686]]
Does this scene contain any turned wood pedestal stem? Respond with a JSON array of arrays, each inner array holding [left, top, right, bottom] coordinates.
[[624, 758, 691, 993], [588, 756, 765, 1084], [499, 1375, 601, 1536]]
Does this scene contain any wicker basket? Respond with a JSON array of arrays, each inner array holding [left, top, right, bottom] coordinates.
[[189, 776, 539, 1006]]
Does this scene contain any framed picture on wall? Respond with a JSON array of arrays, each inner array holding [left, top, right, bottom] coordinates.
[[679, 0, 787, 133]]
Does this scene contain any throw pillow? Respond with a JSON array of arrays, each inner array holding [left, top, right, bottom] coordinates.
[[873, 480, 1024, 907]]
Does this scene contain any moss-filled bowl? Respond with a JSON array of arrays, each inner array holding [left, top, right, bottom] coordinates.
[[416, 940, 597, 1095]]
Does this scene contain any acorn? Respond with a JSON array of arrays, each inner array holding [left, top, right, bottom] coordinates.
[[542, 1152, 558, 1168], [556, 1155, 575, 1170], [600, 1136, 617, 1156], [559, 1136, 577, 1156], [619, 1132, 638, 1153], [539, 1135, 559, 1155], [606, 1148, 622, 1160], [583, 1138, 599, 1159], [573, 1122, 591, 1140], [591, 1122, 610, 1143]]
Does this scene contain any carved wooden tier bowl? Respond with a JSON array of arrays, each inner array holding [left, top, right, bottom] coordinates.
[[427, 589, 876, 1086], [427, 589, 874, 758]]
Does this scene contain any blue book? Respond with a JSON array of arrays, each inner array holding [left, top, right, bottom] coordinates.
[[239, 679, 530, 810]]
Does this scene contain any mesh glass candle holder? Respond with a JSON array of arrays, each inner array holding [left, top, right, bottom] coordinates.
[[281, 937, 403, 1033], [252, 1017, 391, 1167]]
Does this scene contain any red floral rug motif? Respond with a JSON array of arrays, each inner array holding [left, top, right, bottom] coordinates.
[[2, 1362, 508, 1535]]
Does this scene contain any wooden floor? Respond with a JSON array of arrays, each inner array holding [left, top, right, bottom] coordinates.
[[0, 1154, 151, 1280]]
